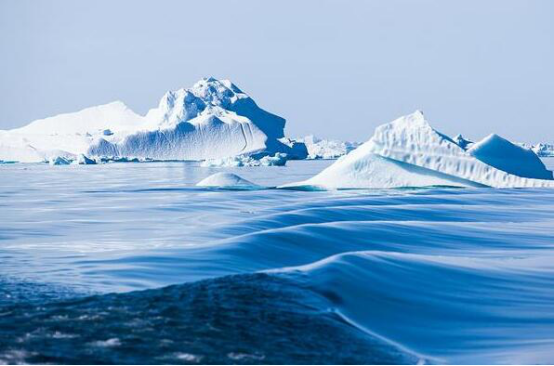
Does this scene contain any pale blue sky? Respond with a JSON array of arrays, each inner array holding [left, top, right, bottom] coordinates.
[[1, 0, 553, 143]]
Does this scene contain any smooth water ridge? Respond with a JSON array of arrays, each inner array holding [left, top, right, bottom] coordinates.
[[1, 160, 554, 364]]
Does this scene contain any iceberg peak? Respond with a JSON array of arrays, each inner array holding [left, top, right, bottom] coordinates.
[[380, 110, 432, 134], [402, 110, 426, 124], [146, 78, 286, 141], [412, 109, 425, 120]]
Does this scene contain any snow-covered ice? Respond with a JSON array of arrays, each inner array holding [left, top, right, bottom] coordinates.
[[285, 111, 554, 189], [0, 78, 307, 163]]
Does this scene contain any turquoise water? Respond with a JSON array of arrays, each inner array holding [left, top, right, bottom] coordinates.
[[1, 159, 554, 364]]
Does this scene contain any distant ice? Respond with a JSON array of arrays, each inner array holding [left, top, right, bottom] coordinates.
[[521, 142, 554, 158], [73, 154, 97, 165], [200, 153, 288, 168], [298, 135, 361, 160], [48, 156, 71, 166]]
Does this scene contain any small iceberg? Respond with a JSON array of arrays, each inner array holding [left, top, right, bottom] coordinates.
[[73, 154, 97, 165], [48, 156, 72, 166], [196, 173, 262, 190]]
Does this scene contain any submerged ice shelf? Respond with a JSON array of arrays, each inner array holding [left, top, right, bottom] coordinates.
[[0, 78, 308, 163]]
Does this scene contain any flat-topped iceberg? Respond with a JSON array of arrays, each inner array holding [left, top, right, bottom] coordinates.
[[285, 111, 554, 189], [0, 78, 307, 163]]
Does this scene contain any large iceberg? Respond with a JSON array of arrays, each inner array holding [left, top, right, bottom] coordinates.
[[285, 111, 554, 189], [0, 78, 307, 163]]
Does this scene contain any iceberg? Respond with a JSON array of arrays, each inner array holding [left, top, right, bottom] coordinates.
[[200, 153, 288, 167], [48, 156, 72, 166], [73, 154, 97, 165], [285, 111, 554, 189], [196, 172, 261, 189], [299, 135, 361, 159], [0, 78, 307, 163], [468, 134, 552, 180], [259, 153, 288, 166]]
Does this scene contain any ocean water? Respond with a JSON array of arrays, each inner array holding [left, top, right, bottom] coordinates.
[[1, 159, 554, 364]]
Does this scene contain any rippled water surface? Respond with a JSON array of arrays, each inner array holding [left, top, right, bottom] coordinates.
[[1, 159, 554, 364]]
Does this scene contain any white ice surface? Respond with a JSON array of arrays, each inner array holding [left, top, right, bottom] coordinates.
[[0, 78, 304, 163], [299, 135, 361, 160], [468, 134, 553, 180], [286, 111, 554, 189], [196, 172, 261, 189], [200, 153, 288, 167]]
